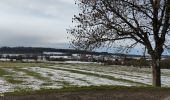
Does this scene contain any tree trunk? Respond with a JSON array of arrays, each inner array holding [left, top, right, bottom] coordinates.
[[151, 58, 161, 87]]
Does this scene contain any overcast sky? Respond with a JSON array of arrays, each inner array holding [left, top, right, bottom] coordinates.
[[0, 0, 78, 48]]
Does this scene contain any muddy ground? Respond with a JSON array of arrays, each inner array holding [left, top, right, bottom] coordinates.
[[1, 89, 170, 100]]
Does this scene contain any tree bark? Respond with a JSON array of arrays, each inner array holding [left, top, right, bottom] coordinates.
[[151, 58, 161, 87]]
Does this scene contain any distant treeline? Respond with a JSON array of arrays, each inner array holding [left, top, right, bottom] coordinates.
[[0, 47, 169, 58], [0, 47, 110, 55]]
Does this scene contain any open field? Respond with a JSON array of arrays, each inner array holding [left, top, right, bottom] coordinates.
[[1, 86, 170, 100], [0, 62, 170, 96]]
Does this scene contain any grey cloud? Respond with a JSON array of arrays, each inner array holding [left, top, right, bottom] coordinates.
[[0, 0, 77, 47], [0, 35, 44, 47], [0, 30, 71, 48], [0, 0, 77, 20]]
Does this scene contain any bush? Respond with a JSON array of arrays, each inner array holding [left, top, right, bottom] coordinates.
[[160, 59, 170, 69], [104, 58, 150, 68]]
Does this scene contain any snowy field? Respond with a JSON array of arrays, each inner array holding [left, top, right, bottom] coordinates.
[[0, 62, 170, 94]]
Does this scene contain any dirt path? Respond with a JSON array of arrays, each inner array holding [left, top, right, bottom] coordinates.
[[1, 89, 170, 100]]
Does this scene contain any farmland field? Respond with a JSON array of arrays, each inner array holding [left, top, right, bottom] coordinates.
[[0, 62, 170, 95]]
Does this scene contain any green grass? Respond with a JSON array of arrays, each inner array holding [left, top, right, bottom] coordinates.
[[0, 62, 54, 83], [61, 80, 71, 86], [63, 63, 152, 74], [55, 63, 102, 67], [4, 87, 33, 96], [13, 67, 73, 87], [3, 85, 170, 96], [0, 62, 166, 96], [0, 68, 9, 76], [0, 62, 54, 68], [14, 68, 49, 81], [46, 67, 147, 86], [0, 68, 24, 84], [5, 77, 24, 84]]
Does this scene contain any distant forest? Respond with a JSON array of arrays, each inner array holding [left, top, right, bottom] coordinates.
[[0, 47, 109, 55], [0, 47, 169, 59]]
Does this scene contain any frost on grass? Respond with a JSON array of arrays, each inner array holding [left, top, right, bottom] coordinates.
[[48, 66, 151, 85], [50, 64, 170, 87], [26, 67, 134, 87], [0, 68, 45, 93], [0, 78, 14, 94], [1, 63, 170, 94]]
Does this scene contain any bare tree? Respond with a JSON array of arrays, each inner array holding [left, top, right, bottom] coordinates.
[[68, 0, 170, 87]]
